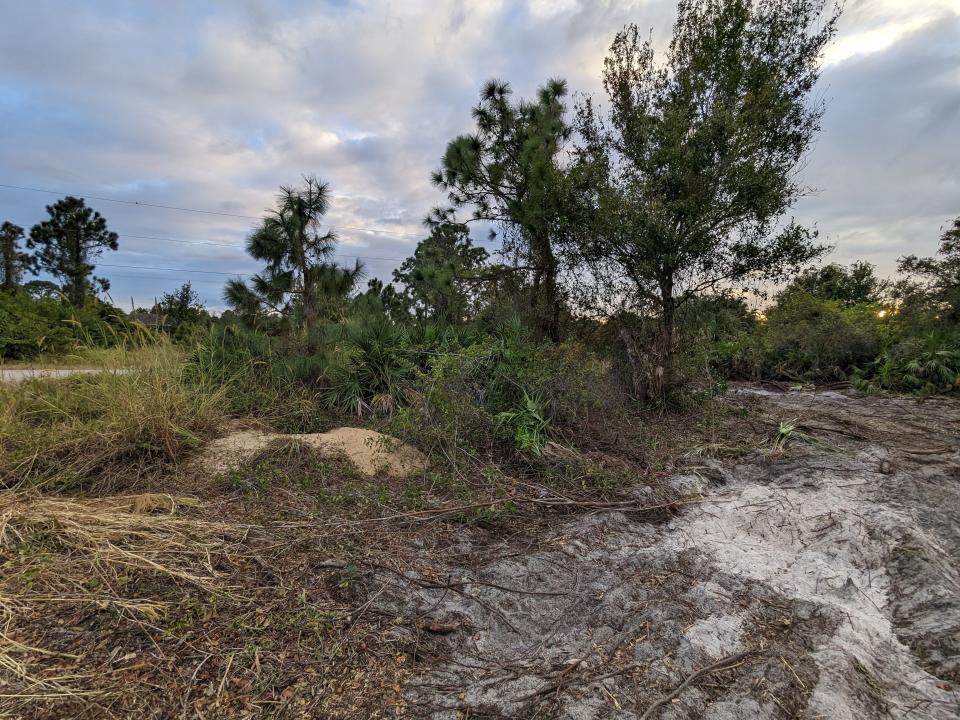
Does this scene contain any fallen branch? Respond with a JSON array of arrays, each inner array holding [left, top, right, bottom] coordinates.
[[638, 650, 757, 720]]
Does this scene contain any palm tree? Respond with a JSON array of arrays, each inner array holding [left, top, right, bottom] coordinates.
[[224, 176, 364, 342]]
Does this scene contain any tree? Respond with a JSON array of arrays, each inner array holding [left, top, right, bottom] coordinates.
[[432, 78, 570, 340], [897, 216, 960, 322], [224, 176, 363, 343], [153, 282, 207, 334], [27, 196, 118, 307], [781, 261, 887, 307], [393, 222, 489, 323], [1, 222, 34, 292], [573, 0, 839, 397], [361, 278, 411, 322]]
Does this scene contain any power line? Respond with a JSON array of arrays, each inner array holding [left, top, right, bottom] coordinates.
[[115, 233, 405, 261], [0, 182, 425, 238], [107, 273, 228, 286], [99, 262, 245, 276], [99, 254, 402, 277], [0, 182, 260, 219]]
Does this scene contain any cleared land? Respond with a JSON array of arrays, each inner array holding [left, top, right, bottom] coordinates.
[[1, 385, 958, 719]]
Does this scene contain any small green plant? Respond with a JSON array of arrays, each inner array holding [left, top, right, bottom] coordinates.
[[495, 392, 550, 455], [770, 420, 818, 453]]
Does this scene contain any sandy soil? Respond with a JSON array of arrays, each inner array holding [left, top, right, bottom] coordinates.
[[0, 367, 127, 383], [376, 387, 960, 719], [202, 426, 427, 477]]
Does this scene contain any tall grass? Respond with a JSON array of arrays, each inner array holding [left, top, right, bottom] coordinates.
[[185, 324, 334, 432], [0, 341, 223, 491]]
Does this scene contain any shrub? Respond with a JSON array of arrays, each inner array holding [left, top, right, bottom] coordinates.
[[394, 321, 621, 461], [763, 293, 889, 380], [320, 314, 415, 416], [0, 291, 148, 360], [185, 324, 330, 432], [495, 392, 550, 455], [853, 333, 960, 394]]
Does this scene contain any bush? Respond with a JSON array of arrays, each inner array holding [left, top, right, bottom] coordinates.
[[393, 321, 621, 461], [853, 332, 960, 394], [320, 314, 415, 416], [762, 293, 890, 380], [185, 323, 331, 432], [0, 291, 148, 360]]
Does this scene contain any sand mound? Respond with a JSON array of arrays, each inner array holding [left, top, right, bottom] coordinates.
[[202, 426, 426, 477]]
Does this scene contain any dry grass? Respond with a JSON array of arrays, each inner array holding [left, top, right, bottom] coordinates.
[[0, 490, 242, 712], [0, 344, 223, 490]]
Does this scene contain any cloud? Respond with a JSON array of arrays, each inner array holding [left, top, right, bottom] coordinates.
[[0, 0, 957, 307]]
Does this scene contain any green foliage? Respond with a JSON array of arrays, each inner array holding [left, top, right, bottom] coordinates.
[[185, 324, 330, 432], [320, 313, 415, 417], [224, 176, 363, 339], [764, 293, 888, 379], [27, 196, 118, 307], [853, 333, 960, 395], [781, 261, 887, 307], [434, 78, 570, 340], [572, 0, 839, 393], [392, 222, 489, 324], [1, 221, 34, 291], [897, 216, 960, 324], [0, 291, 143, 360], [393, 320, 619, 462], [495, 392, 550, 455], [152, 282, 208, 338]]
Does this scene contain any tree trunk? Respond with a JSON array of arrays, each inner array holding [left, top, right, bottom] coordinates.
[[656, 277, 676, 401], [70, 229, 84, 307], [1, 235, 14, 291], [616, 319, 647, 405], [533, 232, 561, 342], [302, 277, 318, 352]]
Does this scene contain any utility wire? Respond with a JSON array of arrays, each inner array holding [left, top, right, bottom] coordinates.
[[0, 182, 424, 238], [0, 182, 260, 219], [116, 233, 405, 261], [98, 263, 246, 276]]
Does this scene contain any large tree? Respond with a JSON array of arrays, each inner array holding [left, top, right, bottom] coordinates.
[[393, 222, 489, 324], [1, 222, 34, 292], [574, 0, 839, 397], [433, 78, 569, 340], [27, 196, 118, 306], [224, 176, 363, 343]]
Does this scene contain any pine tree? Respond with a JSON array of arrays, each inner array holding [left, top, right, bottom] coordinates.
[[224, 176, 363, 343], [433, 79, 569, 340], [27, 196, 118, 306], [393, 222, 489, 323], [0, 222, 34, 292]]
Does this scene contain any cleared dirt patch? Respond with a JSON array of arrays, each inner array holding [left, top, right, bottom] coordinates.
[[364, 387, 960, 719]]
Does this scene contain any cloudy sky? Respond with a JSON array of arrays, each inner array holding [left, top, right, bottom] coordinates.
[[1, 0, 958, 309]]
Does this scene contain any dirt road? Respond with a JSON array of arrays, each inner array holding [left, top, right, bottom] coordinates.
[[383, 387, 960, 719]]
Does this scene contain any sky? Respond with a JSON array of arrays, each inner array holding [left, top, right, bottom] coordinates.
[[1, 0, 958, 310]]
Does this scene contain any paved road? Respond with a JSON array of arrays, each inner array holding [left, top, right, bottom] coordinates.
[[0, 367, 129, 383]]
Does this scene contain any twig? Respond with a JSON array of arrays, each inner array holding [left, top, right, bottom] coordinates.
[[638, 650, 756, 720]]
